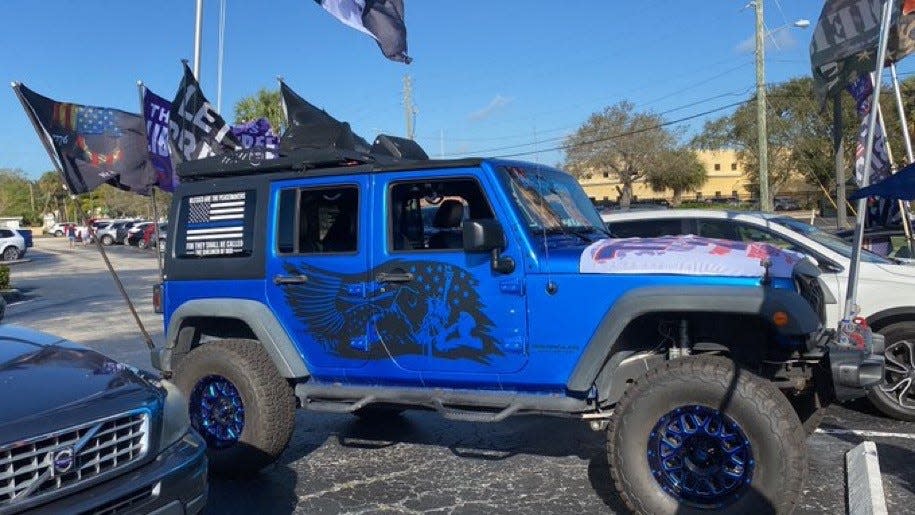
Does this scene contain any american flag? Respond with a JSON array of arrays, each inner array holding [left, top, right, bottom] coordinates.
[[186, 192, 246, 242], [75, 107, 123, 137]]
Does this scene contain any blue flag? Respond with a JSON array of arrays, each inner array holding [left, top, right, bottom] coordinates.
[[142, 87, 177, 192]]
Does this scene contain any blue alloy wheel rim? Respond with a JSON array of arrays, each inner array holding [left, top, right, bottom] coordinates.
[[190, 375, 245, 449], [647, 405, 754, 508]]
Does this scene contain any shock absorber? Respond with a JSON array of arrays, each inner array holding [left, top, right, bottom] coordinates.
[[670, 319, 691, 359]]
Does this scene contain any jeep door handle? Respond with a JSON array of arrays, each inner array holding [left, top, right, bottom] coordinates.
[[375, 272, 414, 283], [273, 274, 308, 285]]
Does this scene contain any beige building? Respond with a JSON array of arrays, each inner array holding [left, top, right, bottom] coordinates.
[[578, 150, 751, 204]]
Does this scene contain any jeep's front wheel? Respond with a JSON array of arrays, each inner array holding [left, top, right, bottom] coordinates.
[[175, 339, 295, 477], [607, 355, 807, 514]]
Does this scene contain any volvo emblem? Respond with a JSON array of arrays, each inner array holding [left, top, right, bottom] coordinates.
[[52, 448, 75, 474]]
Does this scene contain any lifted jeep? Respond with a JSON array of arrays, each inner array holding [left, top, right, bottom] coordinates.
[[154, 141, 883, 514]]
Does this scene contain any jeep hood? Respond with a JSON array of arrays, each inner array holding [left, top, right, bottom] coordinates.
[[578, 235, 805, 278], [0, 325, 158, 445]]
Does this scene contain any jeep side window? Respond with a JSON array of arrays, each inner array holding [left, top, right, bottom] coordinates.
[[276, 186, 358, 254], [389, 178, 494, 251]]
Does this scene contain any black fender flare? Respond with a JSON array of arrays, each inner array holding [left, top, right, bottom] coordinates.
[[565, 285, 820, 394]]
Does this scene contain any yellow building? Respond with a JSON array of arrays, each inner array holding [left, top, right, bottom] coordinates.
[[578, 150, 750, 204]]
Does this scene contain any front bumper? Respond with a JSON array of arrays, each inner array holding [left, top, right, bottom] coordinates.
[[16, 431, 207, 515]]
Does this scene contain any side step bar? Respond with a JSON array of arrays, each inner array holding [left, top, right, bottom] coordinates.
[[294, 383, 590, 422]]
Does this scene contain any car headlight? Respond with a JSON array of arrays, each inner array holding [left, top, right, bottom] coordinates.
[[159, 380, 191, 451]]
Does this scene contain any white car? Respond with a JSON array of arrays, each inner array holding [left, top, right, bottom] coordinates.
[[602, 209, 915, 421], [48, 222, 68, 237], [0, 228, 26, 261]]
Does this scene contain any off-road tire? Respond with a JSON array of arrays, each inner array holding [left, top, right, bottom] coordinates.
[[174, 338, 296, 477], [353, 405, 405, 420], [606, 355, 807, 514], [1, 246, 19, 261], [868, 321, 915, 421], [100, 234, 113, 246]]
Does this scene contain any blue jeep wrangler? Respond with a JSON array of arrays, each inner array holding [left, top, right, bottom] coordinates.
[[154, 138, 882, 514]]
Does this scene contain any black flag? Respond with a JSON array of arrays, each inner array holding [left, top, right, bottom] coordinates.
[[314, 0, 411, 63], [168, 62, 240, 163], [13, 83, 156, 195], [279, 80, 371, 154]]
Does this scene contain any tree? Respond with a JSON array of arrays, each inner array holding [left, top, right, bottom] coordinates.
[[234, 88, 285, 134], [645, 149, 707, 206], [693, 77, 859, 207], [563, 101, 678, 208]]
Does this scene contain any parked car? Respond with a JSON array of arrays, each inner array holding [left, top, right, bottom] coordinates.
[[773, 196, 802, 211], [0, 320, 207, 513], [15, 229, 32, 256], [97, 220, 136, 246], [48, 222, 68, 237], [834, 226, 915, 259], [0, 228, 26, 261], [140, 222, 167, 250], [155, 148, 880, 513], [603, 208, 915, 421], [127, 221, 152, 246]]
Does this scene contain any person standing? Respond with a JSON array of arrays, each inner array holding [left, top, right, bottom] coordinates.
[[67, 224, 76, 248]]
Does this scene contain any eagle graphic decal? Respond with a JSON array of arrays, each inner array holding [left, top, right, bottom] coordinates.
[[280, 260, 503, 363]]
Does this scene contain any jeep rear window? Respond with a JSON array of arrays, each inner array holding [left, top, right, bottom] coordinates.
[[276, 185, 359, 254]]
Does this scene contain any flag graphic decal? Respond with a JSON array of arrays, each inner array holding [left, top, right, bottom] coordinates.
[[183, 191, 251, 256]]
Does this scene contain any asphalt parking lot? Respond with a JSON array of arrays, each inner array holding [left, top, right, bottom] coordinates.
[[6, 238, 915, 514]]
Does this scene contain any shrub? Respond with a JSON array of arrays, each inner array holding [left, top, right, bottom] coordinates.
[[0, 265, 11, 290]]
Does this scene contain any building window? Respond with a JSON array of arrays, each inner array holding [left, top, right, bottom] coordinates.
[[695, 192, 702, 200], [603, 196, 609, 201], [731, 190, 738, 197], [589, 196, 596, 203], [715, 191, 721, 197], [714, 163, 721, 171], [602, 172, 609, 178], [731, 162, 737, 171]]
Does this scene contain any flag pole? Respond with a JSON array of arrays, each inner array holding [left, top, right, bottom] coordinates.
[[193, 0, 204, 79], [845, 0, 894, 321], [889, 63, 915, 255], [137, 80, 165, 282]]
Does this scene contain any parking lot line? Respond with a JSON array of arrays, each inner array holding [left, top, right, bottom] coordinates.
[[816, 428, 915, 440]]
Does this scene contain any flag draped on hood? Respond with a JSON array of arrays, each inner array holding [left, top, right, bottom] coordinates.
[[810, 0, 915, 102], [141, 86, 177, 192], [314, 0, 411, 63], [13, 83, 156, 195], [168, 62, 240, 164]]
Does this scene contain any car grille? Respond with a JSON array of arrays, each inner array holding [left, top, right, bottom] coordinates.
[[795, 272, 826, 324], [0, 411, 149, 508]]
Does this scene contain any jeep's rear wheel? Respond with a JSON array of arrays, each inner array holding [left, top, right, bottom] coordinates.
[[607, 355, 807, 514], [175, 339, 295, 477], [868, 322, 915, 421]]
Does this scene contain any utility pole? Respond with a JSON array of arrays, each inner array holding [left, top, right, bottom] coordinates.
[[402, 75, 416, 140], [193, 0, 204, 79], [834, 96, 847, 228], [754, 0, 771, 212]]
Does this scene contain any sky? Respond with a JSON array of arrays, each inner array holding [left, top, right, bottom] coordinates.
[[1, 0, 912, 179]]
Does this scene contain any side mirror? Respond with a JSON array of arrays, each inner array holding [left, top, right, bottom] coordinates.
[[462, 220, 514, 274], [462, 219, 505, 252]]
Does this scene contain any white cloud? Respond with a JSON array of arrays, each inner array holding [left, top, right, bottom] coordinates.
[[735, 28, 797, 54], [468, 94, 514, 122]]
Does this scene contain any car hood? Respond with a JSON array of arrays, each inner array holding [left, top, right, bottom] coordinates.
[[0, 325, 159, 445]]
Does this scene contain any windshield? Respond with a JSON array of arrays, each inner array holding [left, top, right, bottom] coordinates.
[[499, 165, 606, 236], [770, 217, 893, 264]]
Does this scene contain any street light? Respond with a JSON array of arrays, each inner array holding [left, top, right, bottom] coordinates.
[[751, 0, 809, 211]]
